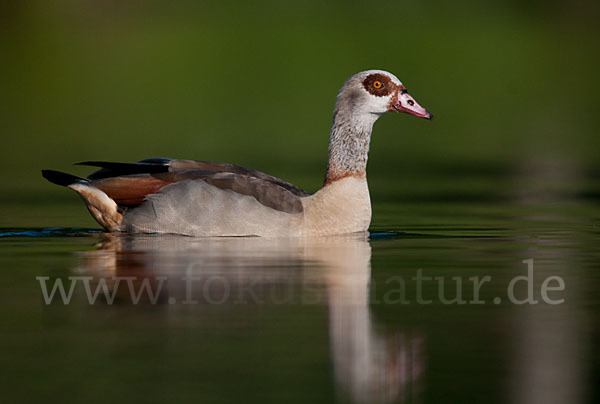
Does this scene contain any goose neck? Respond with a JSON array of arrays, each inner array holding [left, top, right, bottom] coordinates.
[[324, 111, 376, 185]]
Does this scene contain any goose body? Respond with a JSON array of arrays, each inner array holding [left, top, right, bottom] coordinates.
[[42, 70, 431, 237]]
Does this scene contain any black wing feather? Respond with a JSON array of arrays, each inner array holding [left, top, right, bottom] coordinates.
[[78, 160, 170, 180]]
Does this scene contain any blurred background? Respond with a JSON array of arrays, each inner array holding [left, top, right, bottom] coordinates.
[[1, 0, 599, 227], [1, 2, 599, 403]]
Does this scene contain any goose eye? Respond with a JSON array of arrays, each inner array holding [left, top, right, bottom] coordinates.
[[373, 81, 383, 89]]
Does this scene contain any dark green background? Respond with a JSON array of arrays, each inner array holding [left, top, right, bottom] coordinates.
[[1, 0, 599, 228]]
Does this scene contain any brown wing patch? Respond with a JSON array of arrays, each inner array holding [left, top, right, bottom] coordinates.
[[362, 73, 401, 97], [92, 175, 174, 206], [84, 159, 309, 212]]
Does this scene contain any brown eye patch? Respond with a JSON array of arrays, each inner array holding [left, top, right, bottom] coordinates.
[[362, 73, 395, 97]]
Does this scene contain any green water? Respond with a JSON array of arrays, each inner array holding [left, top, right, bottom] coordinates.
[[1, 164, 598, 403]]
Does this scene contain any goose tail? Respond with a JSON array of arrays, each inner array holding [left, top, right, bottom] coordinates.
[[41, 169, 123, 231], [41, 170, 87, 187]]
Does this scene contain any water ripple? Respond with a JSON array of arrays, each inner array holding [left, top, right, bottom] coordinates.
[[0, 228, 103, 238]]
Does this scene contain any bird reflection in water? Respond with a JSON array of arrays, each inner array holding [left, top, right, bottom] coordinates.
[[75, 233, 425, 403]]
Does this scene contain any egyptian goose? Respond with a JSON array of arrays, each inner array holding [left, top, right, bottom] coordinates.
[[42, 70, 432, 237]]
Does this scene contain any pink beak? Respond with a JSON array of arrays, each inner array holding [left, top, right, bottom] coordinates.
[[392, 90, 433, 120]]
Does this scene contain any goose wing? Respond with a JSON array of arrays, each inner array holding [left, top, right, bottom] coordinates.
[[79, 159, 309, 214]]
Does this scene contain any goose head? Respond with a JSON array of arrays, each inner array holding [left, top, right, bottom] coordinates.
[[335, 70, 432, 121], [325, 69, 432, 185]]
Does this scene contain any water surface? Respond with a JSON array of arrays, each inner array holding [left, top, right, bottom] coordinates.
[[1, 165, 598, 404]]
